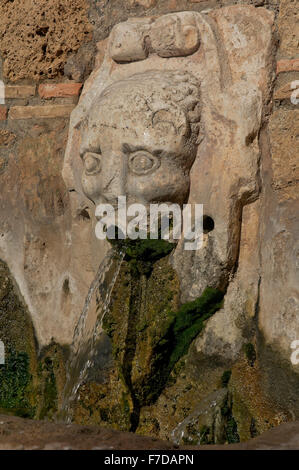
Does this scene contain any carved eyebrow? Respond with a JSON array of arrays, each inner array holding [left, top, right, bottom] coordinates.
[[80, 146, 102, 158], [122, 143, 164, 157]]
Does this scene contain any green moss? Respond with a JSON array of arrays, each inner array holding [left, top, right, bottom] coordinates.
[[0, 348, 34, 418], [225, 417, 240, 443], [221, 396, 240, 444], [133, 288, 224, 405], [0, 260, 39, 417], [102, 251, 180, 400], [166, 288, 224, 371], [122, 393, 130, 415], [38, 357, 58, 420], [0, 260, 69, 421], [37, 343, 69, 421], [243, 343, 256, 366], [182, 423, 214, 446], [92, 242, 224, 432], [199, 425, 213, 445], [221, 370, 232, 388], [102, 257, 224, 419], [250, 417, 258, 438], [110, 237, 175, 276], [151, 288, 223, 390], [73, 380, 132, 431]]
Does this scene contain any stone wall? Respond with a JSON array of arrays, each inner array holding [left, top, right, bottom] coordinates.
[[0, 0, 298, 441]]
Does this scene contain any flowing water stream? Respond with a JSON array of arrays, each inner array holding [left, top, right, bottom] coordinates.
[[61, 249, 125, 421]]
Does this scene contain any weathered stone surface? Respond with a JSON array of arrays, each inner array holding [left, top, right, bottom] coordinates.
[[258, 110, 299, 358], [229, 357, 290, 441], [109, 21, 150, 62], [9, 105, 75, 120], [0, 122, 102, 345], [109, 13, 201, 63], [0, 129, 16, 147], [150, 13, 201, 57], [0, 414, 298, 450], [171, 389, 229, 445], [277, 59, 299, 73], [269, 109, 299, 191], [63, 42, 96, 82], [196, 201, 261, 361], [0, 0, 92, 81], [274, 81, 297, 100], [128, 0, 157, 7], [255, 104, 299, 417], [277, 0, 299, 58], [172, 5, 274, 301]]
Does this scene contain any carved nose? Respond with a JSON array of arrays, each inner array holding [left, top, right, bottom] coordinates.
[[100, 155, 126, 203]]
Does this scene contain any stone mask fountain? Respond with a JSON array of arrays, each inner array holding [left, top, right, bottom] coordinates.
[[62, 7, 276, 443]]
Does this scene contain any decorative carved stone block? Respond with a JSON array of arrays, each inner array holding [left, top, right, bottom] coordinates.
[[63, 6, 274, 301]]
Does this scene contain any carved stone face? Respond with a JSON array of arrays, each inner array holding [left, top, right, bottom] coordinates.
[[79, 71, 201, 208]]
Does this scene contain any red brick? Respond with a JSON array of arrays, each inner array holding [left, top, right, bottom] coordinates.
[[38, 83, 82, 99], [9, 105, 75, 120], [277, 59, 299, 74], [5, 85, 36, 99], [0, 106, 7, 120]]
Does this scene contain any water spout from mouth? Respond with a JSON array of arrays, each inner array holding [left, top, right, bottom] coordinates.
[[61, 249, 125, 422]]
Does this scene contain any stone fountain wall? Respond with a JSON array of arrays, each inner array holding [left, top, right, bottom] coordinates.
[[0, 0, 298, 444]]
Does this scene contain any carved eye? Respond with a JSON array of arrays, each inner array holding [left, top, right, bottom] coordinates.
[[129, 151, 160, 175], [83, 152, 101, 175]]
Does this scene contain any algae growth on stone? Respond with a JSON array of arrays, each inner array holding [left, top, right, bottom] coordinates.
[[0, 260, 69, 420], [68, 239, 225, 436]]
